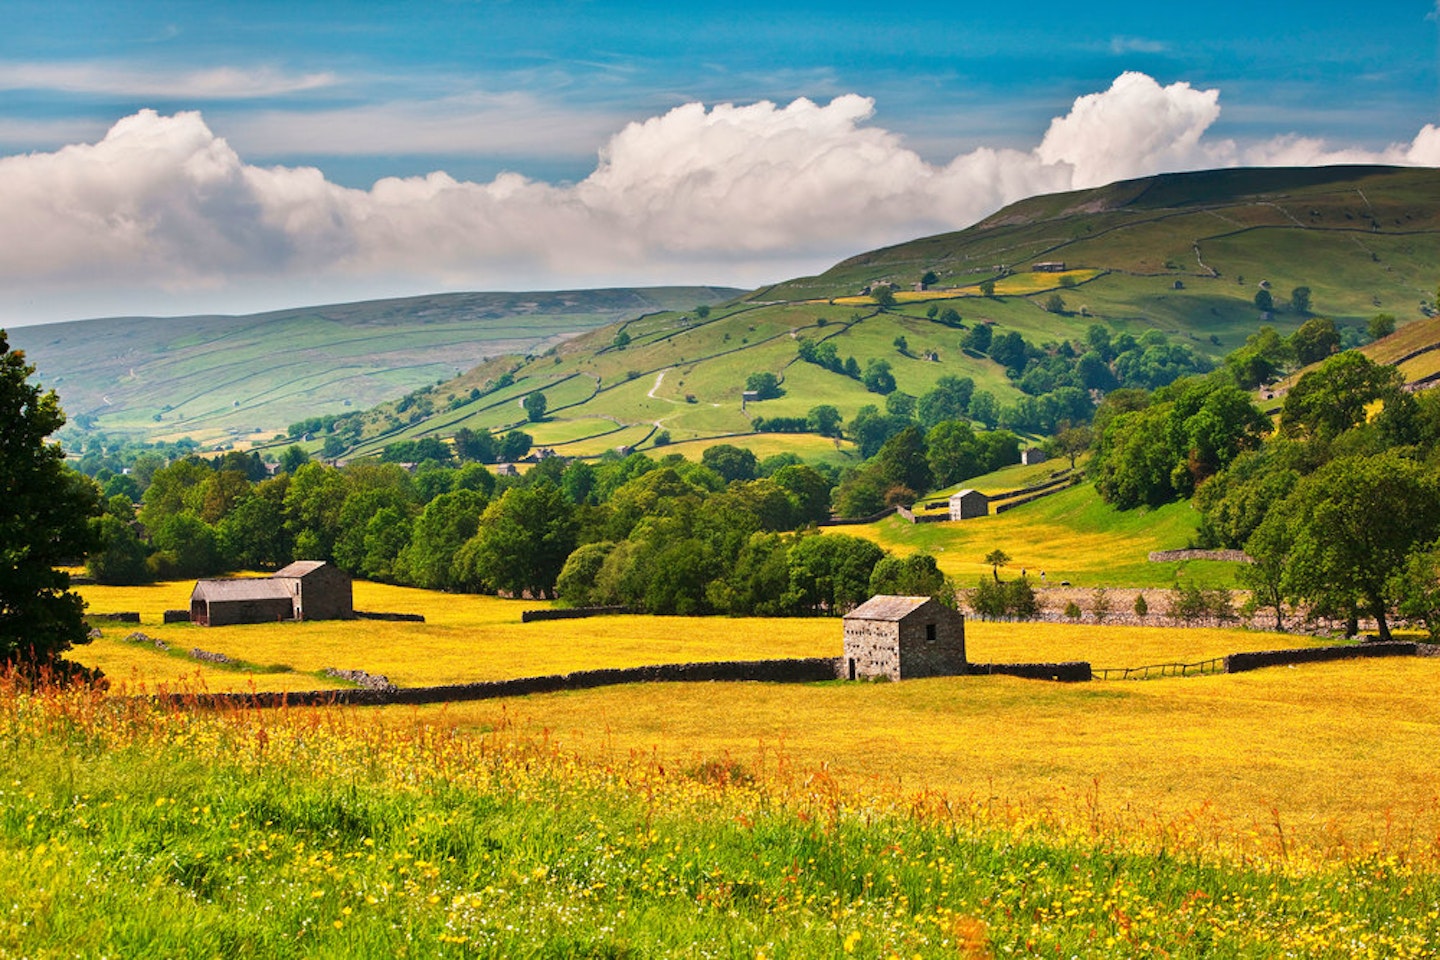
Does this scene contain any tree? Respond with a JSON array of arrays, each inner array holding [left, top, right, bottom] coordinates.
[[1288, 317, 1340, 365], [920, 270, 939, 287], [885, 391, 916, 419], [695, 304, 711, 319], [1280, 351, 1404, 442], [985, 549, 1010, 581], [701, 444, 759, 484], [278, 444, 311, 474], [523, 391, 548, 422], [1252, 452, 1440, 640], [612, 329, 631, 348], [745, 372, 783, 400], [785, 534, 886, 614], [806, 404, 843, 437], [964, 324, 993, 355], [872, 285, 896, 307], [0, 332, 100, 672], [1254, 288, 1274, 313], [458, 483, 578, 598], [1044, 294, 1066, 315], [979, 279, 996, 297], [869, 554, 952, 604], [862, 359, 897, 395], [395, 489, 487, 590], [916, 375, 974, 427], [1369, 313, 1397, 341], [1290, 286, 1312, 315], [87, 501, 152, 586], [1054, 424, 1093, 469]]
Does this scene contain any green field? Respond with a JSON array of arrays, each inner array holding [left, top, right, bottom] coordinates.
[[326, 165, 1439, 465], [10, 287, 741, 446]]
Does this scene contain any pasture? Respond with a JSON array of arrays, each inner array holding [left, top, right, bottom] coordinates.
[[7, 576, 1435, 956]]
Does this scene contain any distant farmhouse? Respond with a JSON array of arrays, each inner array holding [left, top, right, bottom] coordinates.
[[190, 561, 354, 626], [842, 595, 966, 681], [1020, 448, 1048, 466], [1032, 261, 1067, 272], [948, 489, 989, 520]]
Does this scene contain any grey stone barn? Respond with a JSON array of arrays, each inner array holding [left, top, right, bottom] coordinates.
[[190, 561, 354, 626], [948, 489, 989, 520], [842, 595, 966, 681]]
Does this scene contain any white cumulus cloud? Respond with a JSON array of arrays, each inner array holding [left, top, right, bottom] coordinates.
[[0, 71, 1435, 323]]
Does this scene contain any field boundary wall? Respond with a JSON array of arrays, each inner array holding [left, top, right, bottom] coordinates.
[[1224, 642, 1417, 673], [520, 606, 630, 622]]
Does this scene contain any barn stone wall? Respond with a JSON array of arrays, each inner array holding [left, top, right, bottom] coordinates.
[[196, 596, 295, 627], [843, 604, 967, 680], [294, 565, 354, 620], [898, 615, 967, 679]]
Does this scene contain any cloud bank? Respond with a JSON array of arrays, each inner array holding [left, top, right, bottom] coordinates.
[[0, 71, 1436, 322]]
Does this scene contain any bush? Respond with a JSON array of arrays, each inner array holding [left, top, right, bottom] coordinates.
[[1134, 593, 1148, 618], [1091, 587, 1112, 624], [968, 576, 1039, 619], [1064, 600, 1082, 620]]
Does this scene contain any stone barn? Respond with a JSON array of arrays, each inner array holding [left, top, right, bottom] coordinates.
[[1020, 447, 1048, 466], [948, 489, 989, 520], [842, 595, 966, 681], [190, 561, 354, 626]]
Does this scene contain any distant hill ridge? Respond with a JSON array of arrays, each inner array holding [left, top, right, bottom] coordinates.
[[9, 286, 742, 445]]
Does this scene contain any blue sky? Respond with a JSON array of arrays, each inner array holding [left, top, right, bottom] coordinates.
[[0, 0, 1437, 322]]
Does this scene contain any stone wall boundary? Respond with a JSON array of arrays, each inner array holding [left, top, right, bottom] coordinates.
[[1147, 549, 1252, 563], [1224, 642, 1417, 673], [968, 661, 1092, 682], [520, 606, 630, 623]]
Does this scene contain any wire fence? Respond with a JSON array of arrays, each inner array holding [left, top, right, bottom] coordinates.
[[1092, 657, 1226, 681]]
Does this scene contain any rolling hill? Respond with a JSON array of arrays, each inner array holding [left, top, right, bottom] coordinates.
[[328, 165, 1440, 463], [7, 287, 742, 447]]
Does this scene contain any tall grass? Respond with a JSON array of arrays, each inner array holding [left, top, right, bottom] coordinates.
[[4, 674, 1439, 957]]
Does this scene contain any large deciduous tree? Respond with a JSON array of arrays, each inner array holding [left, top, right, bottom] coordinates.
[[0, 331, 100, 673], [1247, 452, 1440, 640]]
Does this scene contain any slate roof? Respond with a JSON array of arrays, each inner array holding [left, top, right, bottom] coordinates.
[[844, 595, 935, 622], [949, 489, 987, 501], [191, 578, 293, 602], [272, 560, 329, 579]]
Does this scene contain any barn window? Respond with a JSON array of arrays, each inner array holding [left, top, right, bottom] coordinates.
[[925, 623, 936, 643]]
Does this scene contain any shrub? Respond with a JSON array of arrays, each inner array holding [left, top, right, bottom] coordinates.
[[1091, 587, 1112, 624], [1134, 593, 1148, 618], [1064, 600, 1082, 620]]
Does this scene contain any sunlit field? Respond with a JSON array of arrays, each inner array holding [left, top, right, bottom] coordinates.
[[6, 654, 1440, 956], [71, 580, 1314, 694], [420, 656, 1440, 853], [73, 580, 839, 692]]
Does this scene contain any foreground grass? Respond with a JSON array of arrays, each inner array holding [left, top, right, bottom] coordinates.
[[5, 678, 1440, 957]]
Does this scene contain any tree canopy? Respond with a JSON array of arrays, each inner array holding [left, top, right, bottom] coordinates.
[[0, 331, 100, 674]]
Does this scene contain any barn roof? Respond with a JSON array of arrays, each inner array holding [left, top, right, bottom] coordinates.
[[272, 560, 330, 579], [191, 578, 293, 602], [844, 595, 935, 622], [949, 488, 987, 502]]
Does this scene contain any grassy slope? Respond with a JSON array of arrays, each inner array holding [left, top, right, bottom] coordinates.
[[827, 460, 1234, 588], [342, 165, 1439, 467], [10, 286, 741, 446]]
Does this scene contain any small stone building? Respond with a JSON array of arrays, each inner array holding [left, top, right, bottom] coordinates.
[[842, 595, 966, 681], [948, 489, 989, 520], [1020, 448, 1048, 466], [190, 561, 354, 626]]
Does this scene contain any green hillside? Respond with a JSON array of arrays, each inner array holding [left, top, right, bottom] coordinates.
[[8, 287, 741, 447], [335, 165, 1440, 462]]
